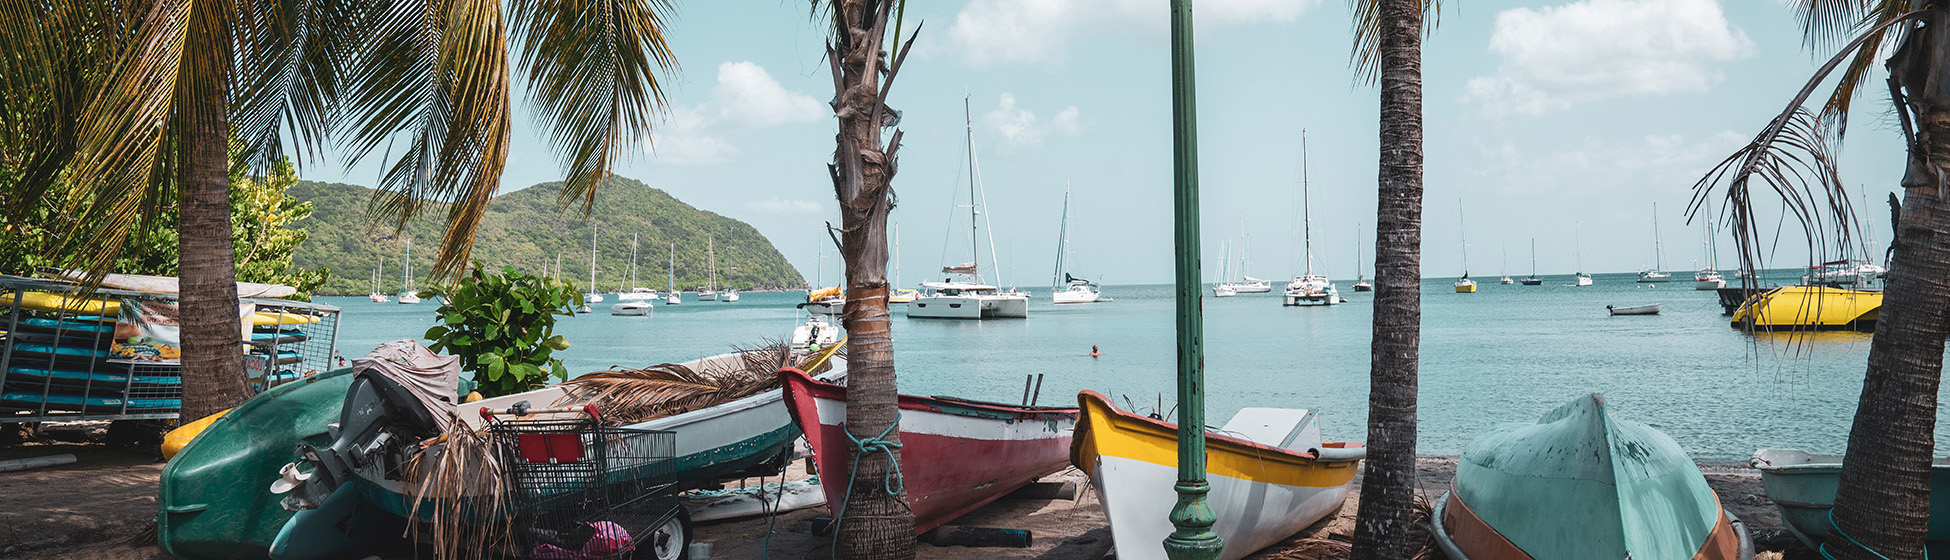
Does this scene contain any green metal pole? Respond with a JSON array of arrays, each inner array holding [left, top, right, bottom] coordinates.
[[1164, 0, 1221, 558]]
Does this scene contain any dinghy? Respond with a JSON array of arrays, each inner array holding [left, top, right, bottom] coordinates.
[[1607, 303, 1661, 316], [1751, 448, 1950, 552], [1072, 391, 1364, 560], [1433, 394, 1752, 560], [779, 367, 1077, 533]]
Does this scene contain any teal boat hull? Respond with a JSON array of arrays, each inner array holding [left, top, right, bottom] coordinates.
[[158, 369, 354, 560], [1753, 448, 1950, 551]]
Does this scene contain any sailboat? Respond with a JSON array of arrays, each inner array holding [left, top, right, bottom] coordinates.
[[1638, 203, 1672, 283], [1520, 238, 1544, 285], [1694, 217, 1726, 290], [396, 240, 421, 304], [368, 261, 389, 303], [890, 224, 918, 304], [1352, 226, 1373, 292], [1218, 220, 1272, 294], [1574, 225, 1594, 286], [618, 234, 658, 301], [909, 97, 1030, 320], [697, 237, 719, 301], [1499, 243, 1515, 284], [664, 243, 682, 305], [1455, 203, 1477, 293], [585, 226, 606, 302], [1052, 183, 1109, 304], [1213, 241, 1237, 297], [1284, 130, 1339, 306]]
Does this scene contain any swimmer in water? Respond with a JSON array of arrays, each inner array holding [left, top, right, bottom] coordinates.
[[1090, 345, 1101, 358]]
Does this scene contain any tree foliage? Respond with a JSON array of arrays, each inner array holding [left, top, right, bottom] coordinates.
[[423, 263, 577, 397]]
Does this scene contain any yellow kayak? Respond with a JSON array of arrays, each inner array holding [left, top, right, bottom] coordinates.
[[0, 292, 120, 316], [251, 311, 319, 326], [161, 408, 230, 461]]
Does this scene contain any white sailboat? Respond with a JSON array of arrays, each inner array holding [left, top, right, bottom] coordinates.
[[1638, 203, 1672, 283], [664, 242, 682, 305], [1284, 131, 1339, 306], [1052, 183, 1109, 304], [368, 261, 390, 302], [1218, 220, 1272, 294], [1499, 243, 1515, 284], [586, 226, 605, 302], [1352, 226, 1373, 292], [619, 234, 658, 301], [698, 237, 720, 301], [397, 240, 421, 304], [1574, 225, 1594, 286], [1213, 241, 1237, 297], [910, 98, 1030, 320], [1454, 203, 1477, 293], [1694, 205, 1726, 290]]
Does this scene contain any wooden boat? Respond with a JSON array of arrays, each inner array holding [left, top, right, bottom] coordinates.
[[157, 367, 362, 560], [1607, 303, 1661, 316], [1729, 286, 1880, 331], [1433, 394, 1752, 560], [1751, 448, 1950, 552], [779, 367, 1077, 533], [1072, 391, 1363, 560]]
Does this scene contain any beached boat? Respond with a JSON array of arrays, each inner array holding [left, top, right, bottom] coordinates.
[[1432, 393, 1752, 560], [1072, 391, 1363, 560], [1729, 286, 1881, 331], [1751, 448, 1950, 552], [779, 367, 1076, 533], [1607, 303, 1661, 316]]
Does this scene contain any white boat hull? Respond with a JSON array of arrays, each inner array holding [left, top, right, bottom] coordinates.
[[1212, 285, 1237, 297], [1087, 455, 1352, 560], [1053, 287, 1109, 304], [1575, 275, 1594, 287], [610, 302, 653, 316], [1695, 278, 1727, 290], [908, 294, 1029, 319], [1231, 282, 1272, 293]]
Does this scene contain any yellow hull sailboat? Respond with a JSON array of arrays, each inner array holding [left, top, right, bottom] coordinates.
[[1730, 286, 1881, 331], [1072, 391, 1364, 560]]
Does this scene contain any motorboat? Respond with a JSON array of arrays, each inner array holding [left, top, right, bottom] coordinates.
[[779, 367, 1076, 534], [1432, 394, 1752, 560], [1751, 448, 1950, 553], [1073, 391, 1363, 560], [610, 301, 653, 316], [1607, 303, 1661, 316]]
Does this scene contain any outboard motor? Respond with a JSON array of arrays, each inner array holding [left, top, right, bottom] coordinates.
[[273, 340, 460, 511]]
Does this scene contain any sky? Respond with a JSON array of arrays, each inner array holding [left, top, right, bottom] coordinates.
[[298, 0, 1911, 286]]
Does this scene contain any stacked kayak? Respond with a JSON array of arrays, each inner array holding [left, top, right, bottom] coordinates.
[[1433, 394, 1752, 559], [1, 299, 179, 416]]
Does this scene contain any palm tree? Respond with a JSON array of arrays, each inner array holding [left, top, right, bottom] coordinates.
[[814, 1, 919, 557], [0, 0, 676, 421], [1695, 4, 1947, 558], [1347, 0, 1434, 557]]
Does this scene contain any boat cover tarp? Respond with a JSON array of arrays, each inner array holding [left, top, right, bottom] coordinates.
[[1452, 393, 1722, 559], [352, 340, 461, 432]]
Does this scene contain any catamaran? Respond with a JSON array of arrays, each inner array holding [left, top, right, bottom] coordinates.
[[1520, 238, 1543, 285], [1052, 183, 1109, 304], [397, 240, 421, 304], [909, 98, 1030, 319], [1639, 203, 1672, 283], [1284, 131, 1338, 306], [1455, 203, 1477, 293]]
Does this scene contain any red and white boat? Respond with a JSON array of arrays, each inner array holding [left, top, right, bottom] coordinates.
[[778, 368, 1078, 533]]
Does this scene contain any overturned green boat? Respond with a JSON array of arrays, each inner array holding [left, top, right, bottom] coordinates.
[[1433, 394, 1752, 560]]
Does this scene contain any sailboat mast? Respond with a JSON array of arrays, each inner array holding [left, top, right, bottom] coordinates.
[[1575, 225, 1585, 273], [630, 234, 639, 290], [1355, 226, 1364, 281], [1054, 184, 1071, 291], [965, 97, 982, 283], [708, 237, 716, 291], [401, 240, 410, 293], [588, 225, 599, 293], [1301, 130, 1313, 277], [1651, 203, 1664, 271], [895, 223, 902, 289], [668, 242, 675, 292], [1459, 202, 1469, 276], [1531, 238, 1538, 276]]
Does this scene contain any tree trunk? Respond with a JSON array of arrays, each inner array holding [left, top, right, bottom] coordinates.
[[174, 5, 249, 422], [826, 1, 916, 558], [1823, 10, 1950, 558], [1350, 0, 1423, 557]]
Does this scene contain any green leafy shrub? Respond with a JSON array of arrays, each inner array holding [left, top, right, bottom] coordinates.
[[424, 262, 580, 397]]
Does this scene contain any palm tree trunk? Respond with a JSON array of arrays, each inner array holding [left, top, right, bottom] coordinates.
[[826, 1, 916, 558], [1823, 11, 1950, 557], [1350, 0, 1423, 557], [174, 9, 249, 422]]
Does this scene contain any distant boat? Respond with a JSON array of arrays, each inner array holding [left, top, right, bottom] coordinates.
[[790, 315, 840, 348], [1695, 205, 1726, 290], [1455, 203, 1477, 294], [1519, 238, 1543, 285], [699, 237, 720, 301], [1607, 303, 1661, 316], [1052, 184, 1110, 304], [1285, 131, 1339, 306], [1730, 286, 1880, 331], [1352, 227, 1373, 292], [609, 301, 653, 316], [1499, 243, 1514, 284], [801, 286, 843, 316], [585, 225, 604, 303], [396, 240, 420, 304], [618, 234, 657, 300], [368, 265, 389, 303], [664, 242, 681, 305], [890, 224, 917, 304], [720, 288, 739, 303], [1638, 203, 1671, 283], [910, 98, 1030, 319], [1073, 391, 1364, 560], [1751, 448, 1950, 552], [1219, 219, 1273, 295], [1432, 394, 1753, 559], [1574, 226, 1594, 287], [1214, 240, 1238, 297]]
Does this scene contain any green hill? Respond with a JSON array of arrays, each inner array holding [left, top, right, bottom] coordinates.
[[293, 177, 806, 295]]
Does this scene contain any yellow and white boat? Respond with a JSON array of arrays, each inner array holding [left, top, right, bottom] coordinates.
[[1730, 286, 1881, 331], [889, 288, 919, 304], [1072, 391, 1365, 560]]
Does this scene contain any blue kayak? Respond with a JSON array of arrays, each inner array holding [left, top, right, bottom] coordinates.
[[0, 390, 178, 412], [5, 365, 179, 387], [9, 342, 111, 360]]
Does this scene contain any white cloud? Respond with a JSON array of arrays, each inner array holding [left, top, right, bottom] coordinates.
[[1464, 0, 1757, 118], [649, 61, 827, 164], [749, 197, 824, 215], [980, 94, 1084, 152], [947, 0, 1319, 67]]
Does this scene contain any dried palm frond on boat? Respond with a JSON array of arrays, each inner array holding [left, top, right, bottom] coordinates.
[[557, 341, 838, 425], [402, 414, 517, 560]]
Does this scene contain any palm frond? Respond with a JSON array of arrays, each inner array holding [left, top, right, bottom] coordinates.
[[1814, 1, 1914, 139], [557, 341, 798, 425], [229, 0, 362, 172], [0, 0, 113, 222], [507, 0, 676, 215], [339, 0, 511, 280], [1347, 0, 1440, 85]]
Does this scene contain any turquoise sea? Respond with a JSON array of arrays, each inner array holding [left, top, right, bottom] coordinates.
[[318, 272, 1948, 462]]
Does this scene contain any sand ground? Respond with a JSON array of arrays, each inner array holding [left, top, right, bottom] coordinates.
[[4, 434, 1819, 560]]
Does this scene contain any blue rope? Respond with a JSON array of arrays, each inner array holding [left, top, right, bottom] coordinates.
[[1820, 509, 1921, 560], [828, 415, 904, 558]]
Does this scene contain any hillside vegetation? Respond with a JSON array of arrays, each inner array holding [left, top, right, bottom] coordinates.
[[294, 177, 806, 295]]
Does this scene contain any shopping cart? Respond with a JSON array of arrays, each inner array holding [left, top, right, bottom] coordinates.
[[483, 403, 688, 560]]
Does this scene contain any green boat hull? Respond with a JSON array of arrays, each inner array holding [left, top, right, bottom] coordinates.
[[1753, 448, 1950, 550], [157, 368, 355, 560]]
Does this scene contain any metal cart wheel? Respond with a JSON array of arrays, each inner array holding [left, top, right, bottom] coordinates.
[[638, 506, 691, 560]]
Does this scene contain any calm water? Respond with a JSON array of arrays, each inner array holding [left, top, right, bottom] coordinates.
[[317, 272, 1947, 462]]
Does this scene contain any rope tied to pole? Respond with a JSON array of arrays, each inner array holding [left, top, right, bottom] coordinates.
[[1820, 509, 1919, 560], [827, 413, 906, 558]]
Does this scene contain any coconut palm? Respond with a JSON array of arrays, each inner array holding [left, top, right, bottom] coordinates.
[[0, 0, 675, 421], [1693, 3, 1945, 558], [1346, 0, 1435, 557], [813, 0, 919, 557]]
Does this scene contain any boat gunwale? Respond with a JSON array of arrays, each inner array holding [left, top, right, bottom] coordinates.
[[1430, 491, 1756, 560], [1077, 390, 1359, 464], [782, 368, 1080, 422]]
